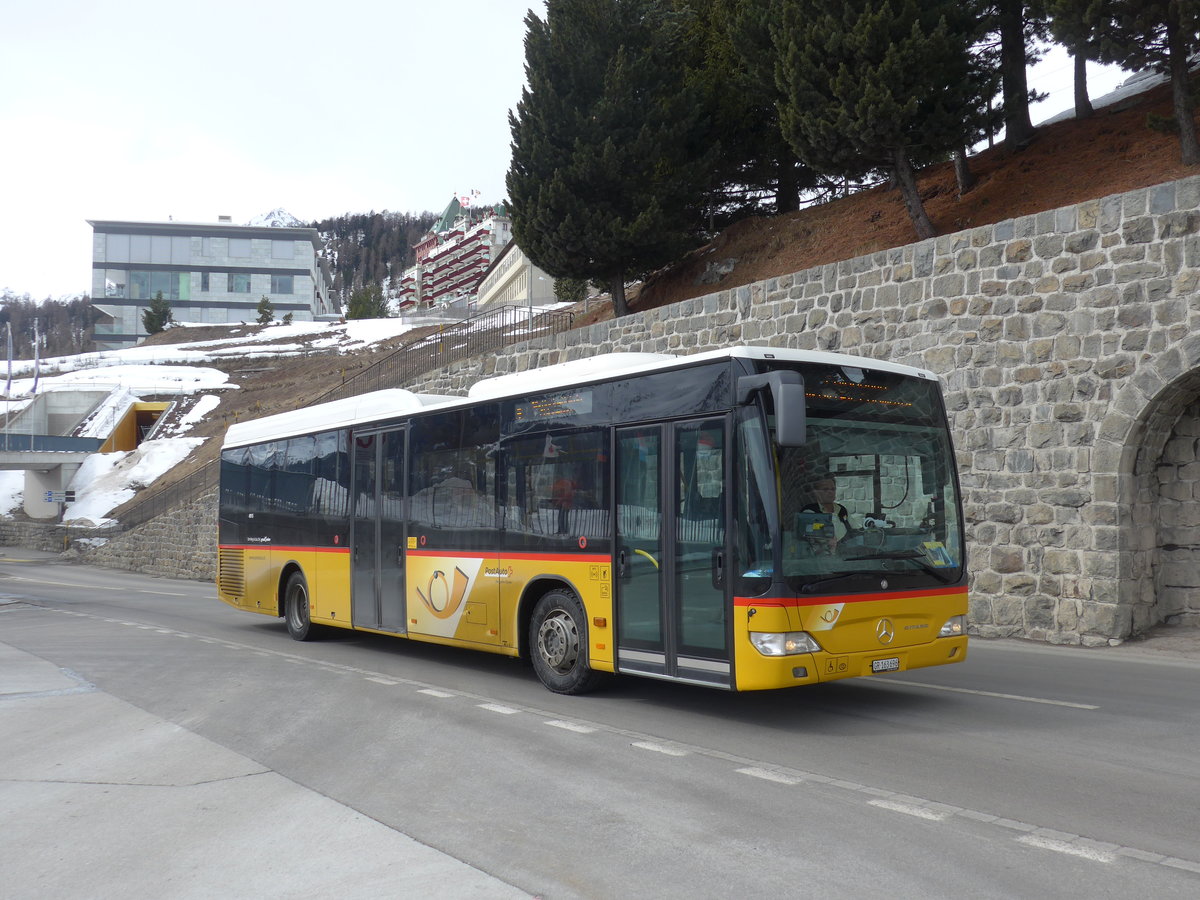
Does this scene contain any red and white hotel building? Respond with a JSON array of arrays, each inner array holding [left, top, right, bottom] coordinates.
[[397, 198, 513, 309]]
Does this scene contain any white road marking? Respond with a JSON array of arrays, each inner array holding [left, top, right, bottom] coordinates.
[[1018, 834, 1116, 862], [366, 676, 399, 685], [418, 688, 454, 698], [881, 678, 1099, 709], [737, 767, 804, 785], [869, 799, 947, 821], [479, 703, 520, 715], [545, 720, 596, 734], [632, 741, 688, 757]]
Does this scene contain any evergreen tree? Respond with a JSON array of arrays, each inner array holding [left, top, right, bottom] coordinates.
[[989, 2, 1049, 147], [1046, 0, 1104, 118], [1093, 1, 1200, 165], [256, 295, 275, 325], [773, 0, 992, 240], [142, 291, 174, 335], [554, 276, 589, 305], [508, 0, 719, 317], [347, 282, 388, 319], [691, 0, 821, 216]]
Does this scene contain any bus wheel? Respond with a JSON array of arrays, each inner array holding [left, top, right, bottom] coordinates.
[[284, 572, 318, 641], [530, 589, 603, 694]]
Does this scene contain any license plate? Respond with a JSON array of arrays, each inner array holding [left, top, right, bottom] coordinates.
[[871, 657, 900, 673]]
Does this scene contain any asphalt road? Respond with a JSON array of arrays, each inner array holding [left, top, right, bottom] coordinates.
[[2, 551, 1198, 898]]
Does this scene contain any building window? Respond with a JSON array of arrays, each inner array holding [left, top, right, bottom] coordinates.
[[201, 272, 210, 291], [228, 273, 251, 292], [106, 234, 130, 262], [104, 269, 128, 298], [229, 238, 251, 258], [127, 270, 189, 301], [270, 275, 293, 294]]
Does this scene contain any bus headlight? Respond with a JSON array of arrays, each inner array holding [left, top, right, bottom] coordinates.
[[938, 615, 966, 637], [750, 631, 822, 656]]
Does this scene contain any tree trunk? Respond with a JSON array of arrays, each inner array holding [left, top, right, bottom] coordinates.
[[775, 158, 801, 214], [1073, 51, 1094, 119], [954, 147, 976, 196], [610, 274, 630, 317], [892, 148, 936, 241], [1167, 5, 1200, 165], [999, 0, 1035, 147]]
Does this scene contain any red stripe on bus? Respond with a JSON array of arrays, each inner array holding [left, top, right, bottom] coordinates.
[[408, 550, 609, 563], [733, 585, 967, 608], [219, 544, 350, 554]]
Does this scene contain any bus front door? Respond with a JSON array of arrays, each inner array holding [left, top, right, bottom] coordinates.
[[351, 427, 407, 633], [615, 418, 730, 687]]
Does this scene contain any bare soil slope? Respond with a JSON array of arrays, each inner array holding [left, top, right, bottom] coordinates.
[[584, 79, 1197, 323]]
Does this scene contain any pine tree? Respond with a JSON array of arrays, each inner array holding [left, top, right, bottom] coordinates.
[[773, 0, 992, 240], [554, 277, 589, 305], [256, 295, 275, 325], [656, 0, 825, 218], [508, 0, 719, 317], [142, 291, 174, 335], [988, 1, 1049, 147], [347, 283, 388, 319], [1046, 0, 1104, 119], [1093, 1, 1200, 165]]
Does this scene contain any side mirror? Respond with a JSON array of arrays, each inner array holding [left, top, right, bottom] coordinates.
[[737, 371, 806, 446]]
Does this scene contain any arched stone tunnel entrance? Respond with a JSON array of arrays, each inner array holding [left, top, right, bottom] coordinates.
[[1122, 367, 1200, 632], [1110, 354, 1200, 635]]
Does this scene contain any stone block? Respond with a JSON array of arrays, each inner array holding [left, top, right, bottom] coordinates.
[[1006, 239, 1033, 263]]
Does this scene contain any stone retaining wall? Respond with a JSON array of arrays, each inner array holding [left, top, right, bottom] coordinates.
[[0, 489, 219, 583]]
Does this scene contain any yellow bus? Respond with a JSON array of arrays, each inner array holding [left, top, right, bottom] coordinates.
[[217, 346, 967, 693]]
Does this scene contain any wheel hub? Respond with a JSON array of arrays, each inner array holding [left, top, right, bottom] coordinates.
[[538, 611, 579, 672]]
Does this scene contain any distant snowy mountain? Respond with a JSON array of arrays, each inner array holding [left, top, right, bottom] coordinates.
[[246, 208, 305, 228]]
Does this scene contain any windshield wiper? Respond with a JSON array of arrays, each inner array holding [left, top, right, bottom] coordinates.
[[799, 570, 882, 593], [843, 550, 956, 583]]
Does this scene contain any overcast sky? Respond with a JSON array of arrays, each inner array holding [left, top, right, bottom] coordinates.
[[1, 2, 1126, 300]]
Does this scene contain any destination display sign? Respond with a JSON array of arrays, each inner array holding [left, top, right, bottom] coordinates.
[[514, 388, 594, 423]]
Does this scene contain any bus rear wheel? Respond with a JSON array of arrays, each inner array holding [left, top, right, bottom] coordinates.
[[284, 572, 319, 641], [530, 588, 604, 694]]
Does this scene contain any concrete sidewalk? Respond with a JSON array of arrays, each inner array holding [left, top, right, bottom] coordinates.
[[0, 641, 529, 900]]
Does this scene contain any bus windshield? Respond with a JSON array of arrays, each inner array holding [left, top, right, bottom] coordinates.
[[738, 362, 963, 595]]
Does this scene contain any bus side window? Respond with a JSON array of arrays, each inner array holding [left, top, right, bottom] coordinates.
[[503, 428, 609, 545]]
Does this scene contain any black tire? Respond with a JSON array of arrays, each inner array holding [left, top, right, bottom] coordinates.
[[284, 571, 318, 641], [529, 588, 604, 694]]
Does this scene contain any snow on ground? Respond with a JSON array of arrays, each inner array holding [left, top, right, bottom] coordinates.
[[77, 387, 138, 439], [63, 437, 204, 527], [2, 318, 426, 380], [0, 470, 22, 515], [7, 364, 233, 396], [1, 308, 569, 524]]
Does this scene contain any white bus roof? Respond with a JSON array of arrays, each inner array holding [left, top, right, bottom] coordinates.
[[222, 346, 936, 449], [468, 345, 935, 401], [223, 389, 456, 449]]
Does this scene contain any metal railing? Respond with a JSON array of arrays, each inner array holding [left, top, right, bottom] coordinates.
[[0, 434, 104, 453], [112, 303, 576, 529]]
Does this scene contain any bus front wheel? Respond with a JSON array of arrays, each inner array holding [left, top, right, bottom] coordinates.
[[530, 588, 603, 694], [284, 572, 318, 641]]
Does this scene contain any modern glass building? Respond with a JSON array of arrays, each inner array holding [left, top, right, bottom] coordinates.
[[88, 217, 337, 350]]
